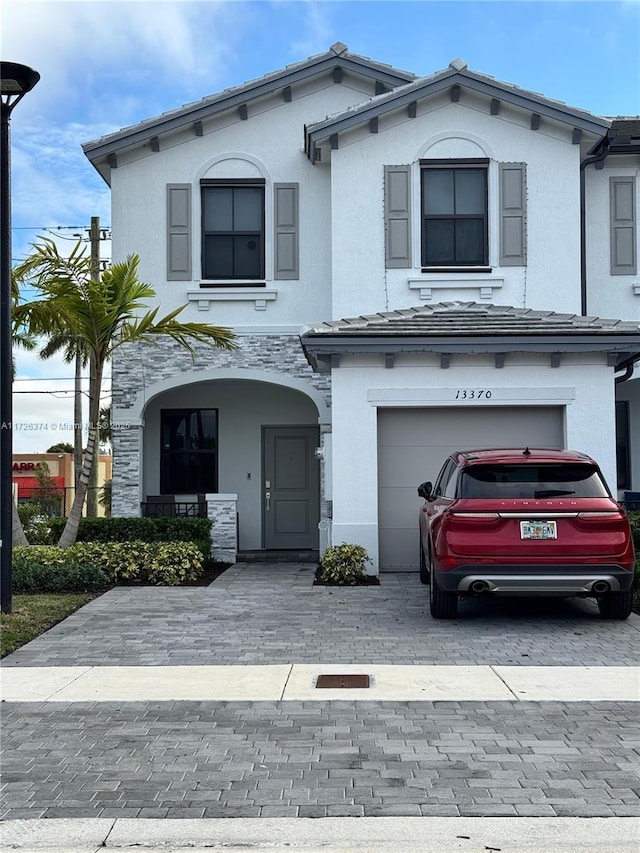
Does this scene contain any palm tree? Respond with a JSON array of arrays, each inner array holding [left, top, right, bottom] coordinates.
[[14, 238, 236, 548], [14, 240, 91, 508], [10, 278, 35, 547]]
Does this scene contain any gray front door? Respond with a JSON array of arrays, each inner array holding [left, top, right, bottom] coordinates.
[[263, 426, 319, 549]]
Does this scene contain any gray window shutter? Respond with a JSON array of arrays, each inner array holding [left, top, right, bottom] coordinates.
[[274, 182, 299, 280], [610, 177, 637, 275], [166, 184, 192, 280], [499, 163, 527, 266], [384, 165, 412, 268]]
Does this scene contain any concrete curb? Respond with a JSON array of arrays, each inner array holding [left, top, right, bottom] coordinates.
[[2, 664, 638, 703], [2, 816, 639, 852]]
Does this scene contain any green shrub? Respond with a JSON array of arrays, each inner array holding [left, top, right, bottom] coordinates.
[[68, 541, 203, 585], [628, 510, 639, 549], [318, 543, 372, 585], [48, 516, 211, 556], [12, 547, 109, 593], [17, 504, 55, 545], [12, 541, 203, 588], [49, 516, 157, 542]]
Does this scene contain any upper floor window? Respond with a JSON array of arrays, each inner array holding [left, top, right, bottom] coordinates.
[[201, 179, 265, 280], [421, 160, 488, 267]]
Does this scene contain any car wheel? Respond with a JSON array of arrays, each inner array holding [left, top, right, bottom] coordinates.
[[419, 538, 430, 585], [429, 570, 458, 619], [597, 589, 634, 620]]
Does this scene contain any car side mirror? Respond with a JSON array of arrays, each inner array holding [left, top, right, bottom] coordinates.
[[417, 481, 433, 500]]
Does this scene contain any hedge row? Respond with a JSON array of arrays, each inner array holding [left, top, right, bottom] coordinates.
[[12, 541, 204, 591], [48, 517, 211, 556], [629, 510, 639, 548]]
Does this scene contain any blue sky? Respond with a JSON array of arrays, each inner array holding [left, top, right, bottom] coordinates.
[[4, 0, 640, 452]]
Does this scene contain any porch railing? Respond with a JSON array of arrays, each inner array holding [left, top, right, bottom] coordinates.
[[141, 495, 208, 518]]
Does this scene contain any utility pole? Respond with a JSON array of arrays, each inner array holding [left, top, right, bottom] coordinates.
[[86, 216, 101, 517]]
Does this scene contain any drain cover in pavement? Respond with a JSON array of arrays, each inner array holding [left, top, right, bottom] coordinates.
[[316, 674, 370, 688]]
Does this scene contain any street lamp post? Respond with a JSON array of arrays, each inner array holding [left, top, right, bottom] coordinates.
[[1, 62, 40, 613]]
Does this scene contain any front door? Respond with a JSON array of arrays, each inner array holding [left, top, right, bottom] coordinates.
[[263, 426, 319, 549]]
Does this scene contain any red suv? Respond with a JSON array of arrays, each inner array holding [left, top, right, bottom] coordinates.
[[418, 448, 635, 620]]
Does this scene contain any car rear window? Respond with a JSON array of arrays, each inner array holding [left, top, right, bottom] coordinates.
[[458, 463, 610, 499]]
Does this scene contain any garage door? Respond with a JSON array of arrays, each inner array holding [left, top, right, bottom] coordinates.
[[378, 407, 564, 571]]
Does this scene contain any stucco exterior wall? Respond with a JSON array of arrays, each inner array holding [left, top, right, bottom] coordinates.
[[585, 161, 639, 321], [329, 98, 583, 319], [108, 82, 378, 330]]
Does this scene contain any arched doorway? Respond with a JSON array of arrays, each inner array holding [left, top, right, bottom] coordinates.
[[139, 373, 327, 552]]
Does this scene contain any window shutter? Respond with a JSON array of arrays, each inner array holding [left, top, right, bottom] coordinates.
[[274, 182, 299, 280], [499, 163, 527, 266], [610, 177, 637, 275], [166, 184, 192, 280], [384, 165, 412, 268]]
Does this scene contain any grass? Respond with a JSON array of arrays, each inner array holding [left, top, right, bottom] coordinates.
[[0, 593, 99, 659]]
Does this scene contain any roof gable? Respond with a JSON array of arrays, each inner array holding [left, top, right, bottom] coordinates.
[[82, 42, 415, 179], [305, 59, 610, 161]]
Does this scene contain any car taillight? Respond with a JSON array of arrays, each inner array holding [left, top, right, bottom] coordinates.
[[448, 512, 499, 519], [577, 512, 623, 518]]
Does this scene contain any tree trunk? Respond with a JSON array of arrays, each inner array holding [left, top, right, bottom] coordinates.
[[58, 365, 102, 548], [73, 349, 83, 491], [12, 496, 29, 547], [86, 355, 98, 517]]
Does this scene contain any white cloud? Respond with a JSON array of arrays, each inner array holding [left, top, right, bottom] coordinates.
[[2, 1, 245, 123]]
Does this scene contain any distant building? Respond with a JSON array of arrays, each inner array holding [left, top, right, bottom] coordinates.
[[12, 453, 113, 517]]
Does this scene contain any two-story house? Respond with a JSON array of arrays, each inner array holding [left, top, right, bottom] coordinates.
[[83, 43, 640, 572]]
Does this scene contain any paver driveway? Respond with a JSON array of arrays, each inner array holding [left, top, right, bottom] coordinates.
[[3, 564, 639, 667]]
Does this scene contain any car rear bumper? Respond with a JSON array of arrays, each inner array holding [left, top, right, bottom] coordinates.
[[435, 564, 634, 595]]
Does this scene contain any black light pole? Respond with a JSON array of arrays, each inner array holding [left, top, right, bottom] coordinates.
[[1, 62, 40, 613]]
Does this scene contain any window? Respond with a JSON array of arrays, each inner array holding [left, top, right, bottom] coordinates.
[[433, 458, 456, 498], [459, 464, 609, 499], [160, 409, 218, 494], [421, 160, 488, 267], [201, 180, 265, 280]]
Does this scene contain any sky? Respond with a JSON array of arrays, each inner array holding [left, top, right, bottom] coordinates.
[[4, 0, 640, 453]]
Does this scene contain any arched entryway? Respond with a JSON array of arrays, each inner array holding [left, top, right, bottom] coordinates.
[[137, 370, 329, 553]]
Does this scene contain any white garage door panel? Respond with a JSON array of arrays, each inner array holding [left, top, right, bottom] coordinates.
[[378, 406, 564, 571]]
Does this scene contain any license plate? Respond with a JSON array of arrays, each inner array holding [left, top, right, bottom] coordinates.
[[520, 520, 557, 540]]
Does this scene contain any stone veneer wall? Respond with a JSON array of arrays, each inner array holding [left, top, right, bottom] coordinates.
[[111, 334, 331, 519], [206, 494, 238, 564]]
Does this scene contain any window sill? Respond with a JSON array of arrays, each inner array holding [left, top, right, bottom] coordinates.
[[421, 267, 493, 274], [188, 287, 277, 311], [409, 274, 504, 302]]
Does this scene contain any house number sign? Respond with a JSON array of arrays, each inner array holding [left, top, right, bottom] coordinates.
[[455, 389, 492, 400]]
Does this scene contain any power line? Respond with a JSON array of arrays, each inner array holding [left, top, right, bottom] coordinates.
[[12, 225, 111, 231], [13, 377, 112, 383]]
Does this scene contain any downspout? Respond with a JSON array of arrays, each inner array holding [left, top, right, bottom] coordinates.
[[580, 140, 609, 315], [614, 352, 640, 384], [615, 363, 635, 384]]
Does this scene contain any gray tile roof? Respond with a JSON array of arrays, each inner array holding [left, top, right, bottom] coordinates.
[[303, 302, 640, 337], [82, 43, 415, 160], [305, 59, 610, 151]]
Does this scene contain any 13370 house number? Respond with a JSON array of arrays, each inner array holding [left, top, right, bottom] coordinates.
[[455, 389, 492, 400]]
